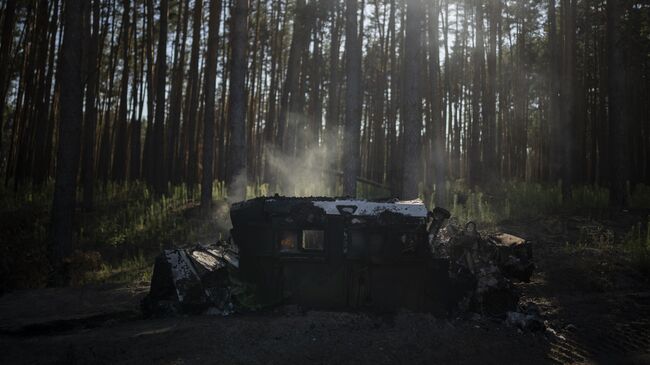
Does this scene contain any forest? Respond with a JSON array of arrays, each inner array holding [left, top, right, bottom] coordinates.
[[2, 0, 648, 202], [0, 0, 649, 363]]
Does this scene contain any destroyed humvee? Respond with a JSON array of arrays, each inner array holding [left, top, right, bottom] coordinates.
[[144, 197, 533, 317]]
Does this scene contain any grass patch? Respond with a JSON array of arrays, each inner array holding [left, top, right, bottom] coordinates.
[[433, 181, 627, 225], [630, 184, 650, 209], [2, 179, 649, 291], [0, 180, 236, 291], [623, 217, 650, 275], [80, 252, 153, 286]]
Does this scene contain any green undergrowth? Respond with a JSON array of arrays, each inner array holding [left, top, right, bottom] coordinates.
[[2, 179, 649, 291], [432, 180, 650, 274], [623, 218, 650, 275], [432, 181, 650, 226], [0, 181, 234, 291]]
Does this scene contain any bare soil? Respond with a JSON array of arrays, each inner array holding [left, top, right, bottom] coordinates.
[[1, 213, 649, 365]]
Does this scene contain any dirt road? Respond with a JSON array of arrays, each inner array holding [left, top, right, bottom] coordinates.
[[1, 215, 649, 364]]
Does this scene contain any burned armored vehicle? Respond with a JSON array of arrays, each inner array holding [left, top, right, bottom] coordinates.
[[231, 197, 450, 312], [144, 197, 533, 316]]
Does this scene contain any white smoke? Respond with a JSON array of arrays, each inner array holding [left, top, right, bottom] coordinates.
[[265, 130, 340, 197], [226, 169, 248, 202]]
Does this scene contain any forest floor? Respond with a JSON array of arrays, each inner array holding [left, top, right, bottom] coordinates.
[[1, 211, 650, 364]]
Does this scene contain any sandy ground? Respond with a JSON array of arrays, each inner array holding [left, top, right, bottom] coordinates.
[[1, 214, 649, 364]]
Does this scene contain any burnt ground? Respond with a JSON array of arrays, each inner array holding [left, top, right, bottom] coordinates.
[[1, 213, 650, 365]]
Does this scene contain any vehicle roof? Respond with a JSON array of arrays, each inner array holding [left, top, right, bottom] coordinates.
[[231, 196, 428, 218]]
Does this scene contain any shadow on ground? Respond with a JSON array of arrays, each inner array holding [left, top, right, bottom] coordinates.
[[1, 213, 649, 364], [502, 212, 650, 364]]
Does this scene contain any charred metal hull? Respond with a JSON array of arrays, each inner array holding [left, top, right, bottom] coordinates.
[[145, 197, 533, 316], [229, 197, 452, 313]]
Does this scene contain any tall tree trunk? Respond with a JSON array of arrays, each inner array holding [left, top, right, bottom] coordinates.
[[366, 2, 387, 187], [325, 2, 341, 193], [217, 15, 230, 184], [512, 5, 527, 180], [49, 0, 83, 285], [14, 0, 49, 187], [263, 0, 284, 186], [130, 1, 144, 181], [246, 0, 263, 182], [153, 0, 168, 194], [226, 0, 249, 200], [181, 0, 203, 189], [400, 0, 423, 200], [201, 0, 222, 212], [607, 0, 628, 207], [547, 0, 561, 182], [167, 0, 190, 185], [278, 0, 310, 159], [342, 0, 362, 197], [111, 0, 131, 182], [143, 0, 155, 186], [428, 0, 446, 206], [387, 0, 399, 194], [97, 3, 119, 184], [0, 0, 17, 174], [484, 0, 498, 184], [82, 0, 101, 210], [4, 9, 30, 183], [468, 0, 484, 187], [561, 0, 576, 201], [308, 25, 322, 151], [33, 0, 61, 187]]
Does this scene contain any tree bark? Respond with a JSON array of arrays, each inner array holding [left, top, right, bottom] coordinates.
[[468, 0, 484, 187], [278, 0, 310, 159], [428, 0, 446, 206], [142, 0, 155, 185], [181, 0, 203, 188], [484, 0, 499, 184], [201, 0, 222, 213], [387, 0, 399, 195], [82, 0, 101, 210], [97, 3, 119, 184], [0, 0, 17, 174], [32, 0, 61, 187], [263, 0, 284, 186], [130, 0, 144, 181], [153, 0, 168, 194], [400, 0, 423, 200], [607, 0, 628, 207], [561, 0, 577, 201], [167, 0, 190, 185], [325, 2, 341, 193], [226, 0, 249, 201], [342, 0, 362, 197], [49, 0, 83, 285], [111, 0, 131, 182], [547, 0, 561, 182]]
